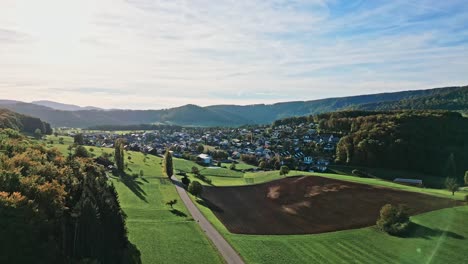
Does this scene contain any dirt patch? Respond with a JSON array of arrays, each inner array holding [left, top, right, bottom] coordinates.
[[201, 176, 462, 235]]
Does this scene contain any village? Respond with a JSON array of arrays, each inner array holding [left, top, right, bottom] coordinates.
[[61, 122, 341, 173]]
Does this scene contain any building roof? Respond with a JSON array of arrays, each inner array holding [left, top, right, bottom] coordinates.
[[393, 178, 423, 184]]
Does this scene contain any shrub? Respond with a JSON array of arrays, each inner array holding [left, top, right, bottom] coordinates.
[[376, 204, 410, 236], [280, 165, 290, 176]]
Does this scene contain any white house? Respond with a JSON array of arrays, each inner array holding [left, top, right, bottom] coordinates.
[[197, 154, 212, 164]]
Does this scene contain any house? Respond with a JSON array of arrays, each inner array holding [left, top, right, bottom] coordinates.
[[197, 154, 212, 164], [393, 178, 423, 187], [303, 156, 313, 165]]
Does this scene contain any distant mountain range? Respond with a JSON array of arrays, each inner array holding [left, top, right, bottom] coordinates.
[[0, 86, 466, 127], [31, 100, 102, 111]]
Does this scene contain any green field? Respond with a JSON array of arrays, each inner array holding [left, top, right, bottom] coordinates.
[[45, 136, 223, 264]]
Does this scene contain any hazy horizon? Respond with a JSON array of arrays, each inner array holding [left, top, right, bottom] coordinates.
[[1, 0, 467, 109]]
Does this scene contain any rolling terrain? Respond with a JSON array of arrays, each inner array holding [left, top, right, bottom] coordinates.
[[1, 86, 466, 127]]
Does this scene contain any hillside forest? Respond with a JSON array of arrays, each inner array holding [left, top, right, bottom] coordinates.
[[0, 129, 140, 264]]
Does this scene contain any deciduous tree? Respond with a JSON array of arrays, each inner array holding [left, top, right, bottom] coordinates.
[[445, 177, 459, 195]]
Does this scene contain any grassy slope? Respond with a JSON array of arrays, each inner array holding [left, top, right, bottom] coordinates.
[[45, 136, 223, 264]]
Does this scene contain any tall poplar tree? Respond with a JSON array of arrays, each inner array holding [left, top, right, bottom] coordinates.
[[114, 139, 125, 172], [163, 149, 173, 178]]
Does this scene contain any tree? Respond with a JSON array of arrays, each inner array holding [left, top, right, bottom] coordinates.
[[445, 177, 459, 196], [444, 153, 457, 179], [188, 181, 203, 197], [464, 171, 468, 186], [34, 128, 42, 139], [139, 170, 144, 177], [163, 150, 174, 178], [181, 176, 191, 186], [74, 133, 84, 145], [191, 166, 200, 175], [197, 145, 205, 153], [376, 204, 410, 236], [166, 199, 177, 209], [74, 145, 90, 158], [114, 139, 125, 172], [58, 137, 64, 144], [259, 161, 267, 170], [280, 165, 290, 176]]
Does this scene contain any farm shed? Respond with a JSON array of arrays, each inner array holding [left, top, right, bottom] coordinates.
[[393, 178, 423, 187]]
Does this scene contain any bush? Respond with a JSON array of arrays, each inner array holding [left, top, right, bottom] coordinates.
[[465, 194, 468, 202], [229, 163, 236, 170], [280, 165, 290, 176], [376, 204, 410, 236]]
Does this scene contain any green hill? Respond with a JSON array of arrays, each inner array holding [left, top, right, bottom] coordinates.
[[0, 108, 52, 134], [1, 86, 466, 127]]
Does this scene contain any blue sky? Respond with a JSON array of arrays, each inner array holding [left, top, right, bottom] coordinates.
[[0, 0, 467, 109]]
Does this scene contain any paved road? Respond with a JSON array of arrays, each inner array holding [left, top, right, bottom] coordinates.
[[171, 176, 245, 264]]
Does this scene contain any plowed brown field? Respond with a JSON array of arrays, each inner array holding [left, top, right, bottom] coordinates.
[[201, 176, 461, 235]]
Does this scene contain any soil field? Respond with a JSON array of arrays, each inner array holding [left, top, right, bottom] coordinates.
[[201, 176, 462, 235]]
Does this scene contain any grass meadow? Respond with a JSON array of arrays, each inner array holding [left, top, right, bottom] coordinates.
[[45, 136, 223, 264]]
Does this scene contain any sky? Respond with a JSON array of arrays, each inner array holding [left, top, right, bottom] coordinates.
[[0, 0, 467, 109]]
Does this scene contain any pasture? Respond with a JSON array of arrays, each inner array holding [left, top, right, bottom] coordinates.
[[44, 136, 223, 264]]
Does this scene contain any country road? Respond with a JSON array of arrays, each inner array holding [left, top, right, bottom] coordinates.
[[171, 176, 245, 264]]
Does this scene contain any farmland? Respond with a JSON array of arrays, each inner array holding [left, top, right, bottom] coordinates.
[[173, 158, 468, 264], [201, 176, 462, 234], [194, 188, 468, 264]]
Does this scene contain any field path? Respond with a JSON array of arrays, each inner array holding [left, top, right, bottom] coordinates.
[[171, 176, 245, 264]]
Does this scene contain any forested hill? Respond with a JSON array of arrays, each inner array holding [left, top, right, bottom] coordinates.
[[0, 86, 466, 127], [354, 86, 468, 113], [310, 110, 467, 182], [0, 129, 140, 263], [0, 108, 52, 134]]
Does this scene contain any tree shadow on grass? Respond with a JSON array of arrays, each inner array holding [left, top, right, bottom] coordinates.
[[196, 198, 224, 213], [116, 172, 148, 203], [403, 222, 464, 240], [140, 177, 149, 183], [170, 209, 188, 217]]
